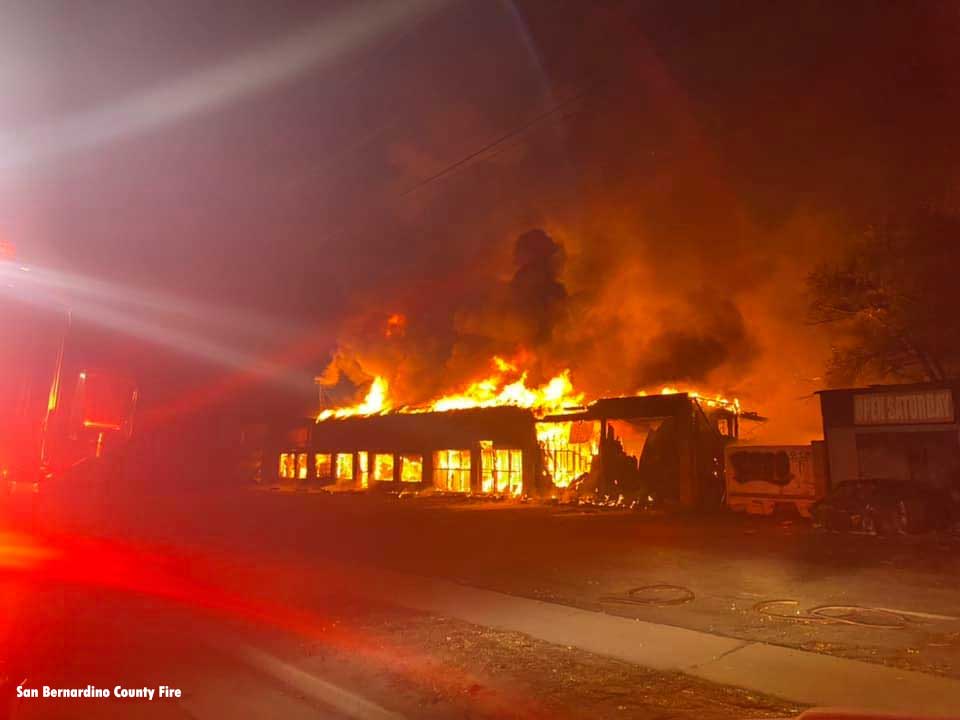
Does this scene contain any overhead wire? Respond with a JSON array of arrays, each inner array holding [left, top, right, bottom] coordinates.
[[400, 77, 601, 197]]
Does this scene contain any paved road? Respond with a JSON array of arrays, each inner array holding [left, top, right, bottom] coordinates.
[[0, 533, 801, 720], [4, 481, 960, 716], [1, 577, 395, 720], [58, 487, 959, 679]]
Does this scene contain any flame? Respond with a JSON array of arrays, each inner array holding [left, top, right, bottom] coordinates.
[[427, 358, 582, 415], [316, 356, 584, 422], [311, 352, 746, 496], [317, 376, 390, 421], [493, 356, 517, 373], [648, 386, 740, 413], [536, 420, 598, 488], [315, 355, 739, 428]]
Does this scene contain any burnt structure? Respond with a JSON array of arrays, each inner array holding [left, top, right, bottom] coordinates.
[[540, 394, 737, 508], [266, 392, 739, 508], [818, 382, 960, 490]]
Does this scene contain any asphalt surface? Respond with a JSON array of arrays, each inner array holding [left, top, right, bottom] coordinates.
[[64, 486, 960, 678], [4, 481, 960, 717]]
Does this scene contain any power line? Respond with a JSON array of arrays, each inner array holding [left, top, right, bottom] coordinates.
[[314, 74, 606, 250], [401, 78, 601, 197]]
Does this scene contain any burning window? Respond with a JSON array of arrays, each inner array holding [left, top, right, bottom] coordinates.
[[296, 453, 309, 480], [358, 451, 369, 488], [537, 421, 598, 488], [278, 453, 296, 479], [433, 449, 471, 493], [335, 453, 354, 482], [315, 453, 332, 480], [481, 447, 522, 495], [373, 453, 394, 482], [400, 454, 423, 483], [480, 442, 494, 492]]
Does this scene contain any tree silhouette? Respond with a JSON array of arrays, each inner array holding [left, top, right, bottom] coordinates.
[[808, 208, 960, 385]]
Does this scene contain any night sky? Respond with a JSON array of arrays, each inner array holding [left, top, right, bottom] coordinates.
[[2, 0, 959, 440]]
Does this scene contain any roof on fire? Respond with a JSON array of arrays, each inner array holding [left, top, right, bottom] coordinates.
[[542, 393, 697, 423], [311, 405, 538, 450]]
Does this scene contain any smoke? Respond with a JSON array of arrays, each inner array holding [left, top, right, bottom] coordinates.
[[454, 228, 567, 348], [314, 1, 960, 442], [320, 228, 568, 403], [320, 222, 762, 413], [633, 296, 755, 387]]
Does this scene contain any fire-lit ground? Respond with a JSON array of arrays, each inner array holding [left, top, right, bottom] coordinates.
[[4, 482, 960, 718], [0, 579, 800, 720], [0, 515, 802, 719]]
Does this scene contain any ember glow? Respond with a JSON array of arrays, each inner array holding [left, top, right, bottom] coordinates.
[[651, 387, 741, 414]]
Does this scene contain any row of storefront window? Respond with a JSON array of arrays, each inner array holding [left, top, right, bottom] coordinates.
[[277, 448, 522, 495]]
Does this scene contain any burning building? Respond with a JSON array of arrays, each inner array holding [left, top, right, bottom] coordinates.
[[290, 406, 538, 496], [261, 225, 768, 506], [266, 365, 744, 507], [539, 393, 739, 507]]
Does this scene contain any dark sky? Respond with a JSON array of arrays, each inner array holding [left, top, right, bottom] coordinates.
[[2, 0, 959, 437]]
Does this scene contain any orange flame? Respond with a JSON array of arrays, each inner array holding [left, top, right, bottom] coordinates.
[[315, 356, 740, 425], [429, 370, 575, 413], [317, 376, 390, 421], [426, 357, 582, 415], [648, 386, 740, 413], [316, 356, 584, 422]]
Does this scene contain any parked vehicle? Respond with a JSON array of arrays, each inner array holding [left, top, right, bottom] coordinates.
[[1, 265, 137, 510], [725, 443, 827, 518], [811, 479, 955, 535]]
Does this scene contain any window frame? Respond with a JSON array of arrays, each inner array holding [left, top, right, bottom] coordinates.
[[433, 449, 472, 493]]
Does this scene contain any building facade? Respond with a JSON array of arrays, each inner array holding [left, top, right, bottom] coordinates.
[[271, 406, 541, 496], [265, 392, 740, 508], [818, 382, 960, 490]]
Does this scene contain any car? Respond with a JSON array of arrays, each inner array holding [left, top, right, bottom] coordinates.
[[811, 479, 955, 535]]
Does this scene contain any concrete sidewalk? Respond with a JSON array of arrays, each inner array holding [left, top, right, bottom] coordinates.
[[346, 566, 960, 717]]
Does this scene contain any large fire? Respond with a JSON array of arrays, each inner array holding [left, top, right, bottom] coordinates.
[[428, 365, 581, 414], [314, 353, 742, 493], [316, 356, 584, 422], [316, 356, 741, 422]]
